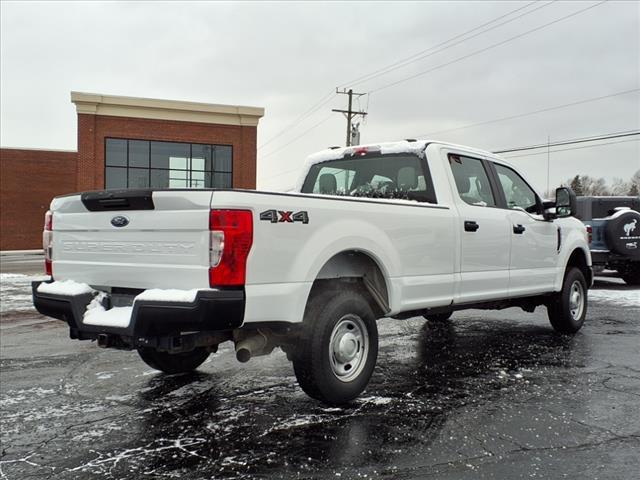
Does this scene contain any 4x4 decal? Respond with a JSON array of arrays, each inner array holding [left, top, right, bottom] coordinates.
[[260, 209, 309, 224]]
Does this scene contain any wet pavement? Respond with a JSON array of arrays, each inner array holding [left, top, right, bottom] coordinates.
[[1, 273, 639, 479]]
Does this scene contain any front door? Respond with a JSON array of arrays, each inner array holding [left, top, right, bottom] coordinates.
[[491, 162, 558, 296]]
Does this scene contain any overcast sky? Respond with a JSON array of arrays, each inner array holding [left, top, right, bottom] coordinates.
[[1, 0, 639, 193]]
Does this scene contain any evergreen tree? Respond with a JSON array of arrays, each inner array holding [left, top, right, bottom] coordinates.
[[569, 175, 583, 196]]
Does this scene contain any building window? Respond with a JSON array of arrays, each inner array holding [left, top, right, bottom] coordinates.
[[105, 139, 233, 189]]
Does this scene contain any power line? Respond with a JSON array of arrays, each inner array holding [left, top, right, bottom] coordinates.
[[501, 138, 640, 159], [343, 0, 552, 89], [368, 0, 606, 94], [414, 88, 639, 138], [260, 114, 334, 161], [258, 91, 336, 150], [257, 0, 607, 163], [494, 130, 640, 153], [258, 1, 555, 155]]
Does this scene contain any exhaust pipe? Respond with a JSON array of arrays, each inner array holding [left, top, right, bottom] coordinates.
[[235, 331, 269, 363]]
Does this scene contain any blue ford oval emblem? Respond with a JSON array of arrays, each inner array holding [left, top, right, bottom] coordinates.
[[111, 215, 129, 228]]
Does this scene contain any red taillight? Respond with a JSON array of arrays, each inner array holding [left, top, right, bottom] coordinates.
[[585, 224, 593, 245], [353, 147, 369, 156], [43, 210, 53, 276], [209, 210, 253, 287]]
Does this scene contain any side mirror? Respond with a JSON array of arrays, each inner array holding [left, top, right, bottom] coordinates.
[[555, 187, 576, 218]]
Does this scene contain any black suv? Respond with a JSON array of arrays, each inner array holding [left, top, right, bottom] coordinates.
[[575, 196, 640, 285]]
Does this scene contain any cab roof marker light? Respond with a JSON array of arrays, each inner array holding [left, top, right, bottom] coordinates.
[[348, 145, 382, 157]]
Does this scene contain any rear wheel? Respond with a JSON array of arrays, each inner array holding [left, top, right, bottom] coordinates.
[[137, 347, 210, 374], [618, 262, 640, 286], [423, 312, 452, 322], [547, 267, 587, 334], [293, 286, 378, 405]]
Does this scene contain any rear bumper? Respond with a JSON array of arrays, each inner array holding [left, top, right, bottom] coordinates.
[[32, 281, 244, 347]]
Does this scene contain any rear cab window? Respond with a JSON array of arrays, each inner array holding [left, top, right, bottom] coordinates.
[[448, 154, 497, 207], [301, 152, 437, 203]]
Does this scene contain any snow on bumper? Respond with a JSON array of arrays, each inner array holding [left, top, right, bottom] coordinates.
[[31, 281, 245, 346]]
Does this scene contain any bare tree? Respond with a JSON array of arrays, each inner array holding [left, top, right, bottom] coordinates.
[[609, 177, 631, 196], [577, 175, 609, 196], [630, 170, 640, 196]]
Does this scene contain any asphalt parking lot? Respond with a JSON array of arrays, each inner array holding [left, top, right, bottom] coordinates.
[[1, 258, 639, 479]]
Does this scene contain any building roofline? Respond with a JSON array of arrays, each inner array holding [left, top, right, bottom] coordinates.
[[0, 146, 77, 153], [70, 91, 264, 127]]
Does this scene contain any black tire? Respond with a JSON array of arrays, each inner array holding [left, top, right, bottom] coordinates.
[[293, 286, 379, 405], [137, 347, 210, 374], [423, 312, 453, 322], [547, 267, 588, 334], [618, 262, 640, 286]]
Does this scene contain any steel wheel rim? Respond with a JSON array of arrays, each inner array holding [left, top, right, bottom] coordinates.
[[569, 280, 585, 320], [329, 314, 369, 382]]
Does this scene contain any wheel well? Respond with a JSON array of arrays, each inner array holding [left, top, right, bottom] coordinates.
[[566, 248, 592, 285], [311, 250, 390, 317]]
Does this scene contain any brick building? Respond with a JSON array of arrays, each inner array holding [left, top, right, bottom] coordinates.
[[0, 92, 264, 250]]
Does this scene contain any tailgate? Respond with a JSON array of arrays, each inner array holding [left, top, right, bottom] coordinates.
[[50, 189, 213, 289]]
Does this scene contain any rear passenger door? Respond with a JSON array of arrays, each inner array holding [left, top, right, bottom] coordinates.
[[448, 153, 511, 303], [490, 162, 558, 296]]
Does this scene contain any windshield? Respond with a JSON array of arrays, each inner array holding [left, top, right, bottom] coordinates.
[[301, 154, 436, 203]]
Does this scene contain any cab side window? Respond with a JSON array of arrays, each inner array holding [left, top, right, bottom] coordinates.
[[493, 163, 538, 212], [448, 154, 496, 207]]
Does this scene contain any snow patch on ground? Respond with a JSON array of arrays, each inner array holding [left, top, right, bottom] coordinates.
[[0, 387, 55, 407], [589, 288, 640, 307], [70, 422, 124, 442], [359, 396, 394, 406], [0, 273, 47, 313], [135, 288, 199, 303], [37, 280, 94, 296]]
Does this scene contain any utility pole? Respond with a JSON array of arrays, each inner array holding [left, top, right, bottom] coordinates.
[[546, 134, 550, 196], [332, 88, 367, 146]]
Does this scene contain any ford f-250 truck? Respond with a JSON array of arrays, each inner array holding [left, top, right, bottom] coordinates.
[[32, 140, 592, 405]]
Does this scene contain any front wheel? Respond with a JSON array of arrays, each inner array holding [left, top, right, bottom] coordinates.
[[547, 267, 588, 334], [293, 286, 379, 405], [137, 347, 210, 374]]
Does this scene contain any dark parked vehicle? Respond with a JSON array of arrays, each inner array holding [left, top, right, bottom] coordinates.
[[575, 196, 640, 285]]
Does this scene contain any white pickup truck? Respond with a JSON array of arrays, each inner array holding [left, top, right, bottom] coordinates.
[[33, 140, 592, 405]]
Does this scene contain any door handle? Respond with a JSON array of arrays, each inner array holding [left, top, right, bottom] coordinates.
[[464, 221, 479, 232], [513, 224, 526, 234]]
